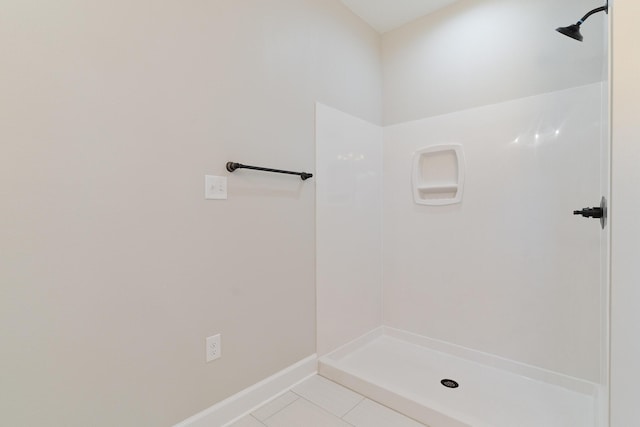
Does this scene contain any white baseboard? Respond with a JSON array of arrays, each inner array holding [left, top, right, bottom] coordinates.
[[174, 355, 317, 427]]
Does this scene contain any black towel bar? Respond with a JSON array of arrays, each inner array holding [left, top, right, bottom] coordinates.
[[226, 162, 313, 181]]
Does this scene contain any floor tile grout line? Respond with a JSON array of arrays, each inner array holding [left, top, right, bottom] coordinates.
[[249, 380, 429, 427], [290, 394, 358, 426], [343, 398, 430, 427], [258, 394, 301, 423], [340, 396, 366, 420], [291, 376, 367, 417], [249, 414, 268, 426], [241, 374, 430, 427]]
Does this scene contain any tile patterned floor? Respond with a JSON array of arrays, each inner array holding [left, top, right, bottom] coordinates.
[[228, 375, 428, 427]]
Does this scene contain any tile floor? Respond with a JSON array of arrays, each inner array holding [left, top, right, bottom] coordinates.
[[228, 375, 428, 427]]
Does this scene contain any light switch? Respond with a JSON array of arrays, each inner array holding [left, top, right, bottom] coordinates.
[[205, 175, 227, 200]]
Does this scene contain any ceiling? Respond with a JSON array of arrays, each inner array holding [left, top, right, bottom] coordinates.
[[340, 0, 461, 33]]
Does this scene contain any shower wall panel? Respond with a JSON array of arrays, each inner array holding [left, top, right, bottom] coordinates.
[[316, 103, 384, 356], [383, 84, 604, 382]]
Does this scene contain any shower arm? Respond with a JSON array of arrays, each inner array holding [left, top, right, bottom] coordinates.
[[576, 4, 608, 25]]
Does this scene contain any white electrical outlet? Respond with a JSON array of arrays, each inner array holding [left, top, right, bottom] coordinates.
[[206, 334, 222, 362]]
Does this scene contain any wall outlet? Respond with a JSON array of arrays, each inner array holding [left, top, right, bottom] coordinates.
[[206, 334, 222, 362]]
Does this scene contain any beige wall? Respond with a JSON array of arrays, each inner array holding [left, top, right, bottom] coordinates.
[[0, 1, 381, 426], [610, 0, 640, 424], [382, 0, 606, 125]]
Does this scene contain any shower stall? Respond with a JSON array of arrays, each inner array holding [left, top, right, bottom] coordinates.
[[315, 2, 610, 426]]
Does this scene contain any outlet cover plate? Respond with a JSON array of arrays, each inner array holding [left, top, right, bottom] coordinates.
[[205, 175, 227, 200], [206, 334, 221, 362]]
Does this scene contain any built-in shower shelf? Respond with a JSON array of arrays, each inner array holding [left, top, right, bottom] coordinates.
[[412, 144, 465, 206], [415, 184, 459, 193]]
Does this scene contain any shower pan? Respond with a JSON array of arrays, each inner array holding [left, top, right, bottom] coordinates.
[[319, 328, 597, 427]]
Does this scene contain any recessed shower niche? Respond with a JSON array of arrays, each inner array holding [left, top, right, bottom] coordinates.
[[412, 144, 465, 206]]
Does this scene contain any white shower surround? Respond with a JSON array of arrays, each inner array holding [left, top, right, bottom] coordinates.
[[384, 83, 604, 382], [316, 83, 606, 425], [316, 103, 384, 356]]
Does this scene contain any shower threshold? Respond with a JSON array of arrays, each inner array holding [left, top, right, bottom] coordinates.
[[318, 327, 600, 427]]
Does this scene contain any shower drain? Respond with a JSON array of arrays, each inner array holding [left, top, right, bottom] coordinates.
[[440, 379, 459, 389]]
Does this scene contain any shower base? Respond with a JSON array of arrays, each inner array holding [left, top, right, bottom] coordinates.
[[318, 327, 600, 427]]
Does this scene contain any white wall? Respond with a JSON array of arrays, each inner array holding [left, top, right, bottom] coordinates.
[[316, 104, 383, 356], [610, 0, 640, 424], [0, 1, 381, 426], [383, 84, 604, 381], [382, 0, 606, 125]]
